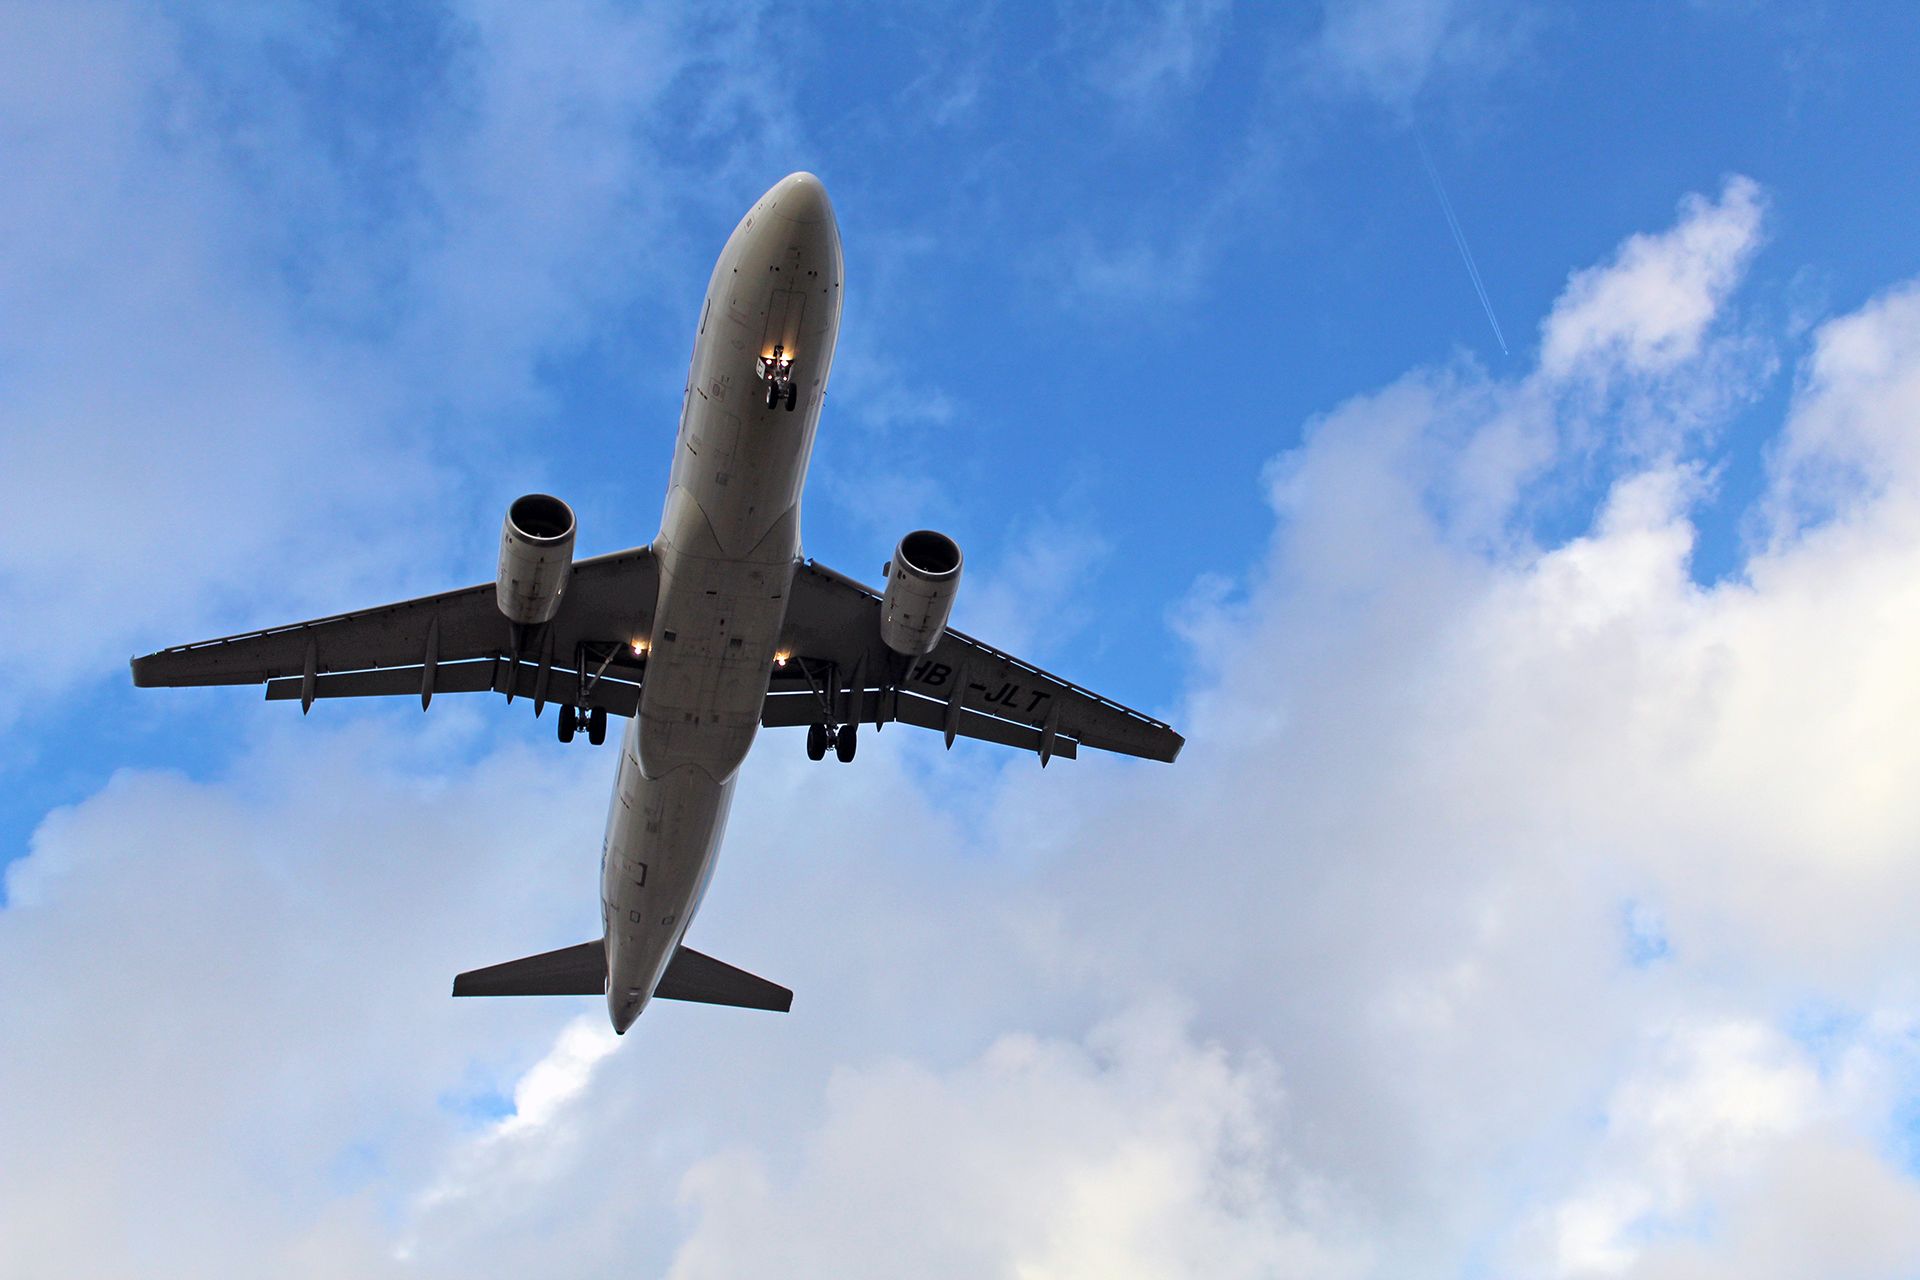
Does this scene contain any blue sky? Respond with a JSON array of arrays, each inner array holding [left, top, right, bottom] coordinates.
[[8, 2, 1920, 866], [6, 3, 1920, 1276]]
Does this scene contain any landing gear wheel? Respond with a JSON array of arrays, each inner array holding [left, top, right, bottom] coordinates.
[[834, 722, 858, 763], [766, 381, 780, 409], [558, 704, 577, 743], [784, 382, 798, 412], [588, 705, 608, 746], [806, 722, 828, 761]]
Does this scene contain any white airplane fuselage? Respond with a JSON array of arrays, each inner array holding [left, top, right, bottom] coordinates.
[[599, 173, 842, 1033]]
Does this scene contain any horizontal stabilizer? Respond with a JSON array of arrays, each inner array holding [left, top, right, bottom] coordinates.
[[656, 945, 793, 1012], [452, 939, 790, 1012], [452, 939, 605, 997]]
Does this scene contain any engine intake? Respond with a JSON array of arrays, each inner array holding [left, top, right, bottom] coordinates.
[[881, 529, 962, 657], [497, 493, 576, 627]]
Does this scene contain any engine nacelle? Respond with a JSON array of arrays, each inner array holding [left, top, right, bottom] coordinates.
[[496, 493, 576, 627], [880, 529, 963, 657]]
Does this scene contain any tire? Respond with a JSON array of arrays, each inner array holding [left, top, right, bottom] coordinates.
[[784, 383, 798, 411], [766, 382, 780, 408], [588, 705, 607, 746], [806, 722, 828, 761], [834, 722, 857, 763], [559, 704, 577, 743]]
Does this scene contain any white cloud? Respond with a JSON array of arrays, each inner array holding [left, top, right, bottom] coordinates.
[[0, 719, 609, 1277], [408, 1016, 620, 1257], [1052, 230, 1214, 306], [1517, 1018, 1920, 1280], [1077, 0, 1235, 108], [0, 4, 446, 718], [1765, 277, 1920, 535], [665, 1005, 1367, 1280], [1541, 177, 1766, 381], [1307, 0, 1529, 110], [960, 517, 1112, 661]]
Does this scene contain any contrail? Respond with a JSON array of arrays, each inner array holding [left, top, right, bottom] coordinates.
[[1414, 126, 1509, 356]]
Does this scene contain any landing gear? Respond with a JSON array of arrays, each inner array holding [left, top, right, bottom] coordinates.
[[558, 704, 606, 745], [805, 722, 857, 763], [760, 343, 797, 411], [794, 655, 858, 763]]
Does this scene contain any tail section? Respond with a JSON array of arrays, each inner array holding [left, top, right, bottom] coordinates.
[[453, 938, 790, 1013]]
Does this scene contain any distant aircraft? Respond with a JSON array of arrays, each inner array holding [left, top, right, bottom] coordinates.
[[132, 173, 1183, 1033]]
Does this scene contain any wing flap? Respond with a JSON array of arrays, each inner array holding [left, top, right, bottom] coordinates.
[[264, 658, 643, 716], [759, 689, 1079, 758]]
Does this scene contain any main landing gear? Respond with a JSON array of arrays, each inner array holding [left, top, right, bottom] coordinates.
[[558, 704, 607, 746], [806, 721, 856, 763]]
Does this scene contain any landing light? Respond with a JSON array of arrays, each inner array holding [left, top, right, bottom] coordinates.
[[774, 650, 790, 667], [631, 638, 648, 656]]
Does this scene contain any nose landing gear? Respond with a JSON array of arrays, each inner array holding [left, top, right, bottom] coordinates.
[[760, 344, 799, 412]]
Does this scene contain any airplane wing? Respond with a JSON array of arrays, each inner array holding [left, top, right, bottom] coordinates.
[[131, 547, 660, 716], [769, 560, 1183, 763]]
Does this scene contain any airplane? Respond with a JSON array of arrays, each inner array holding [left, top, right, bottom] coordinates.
[[131, 173, 1184, 1034]]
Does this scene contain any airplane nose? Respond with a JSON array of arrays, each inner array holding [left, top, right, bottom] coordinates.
[[768, 171, 833, 225]]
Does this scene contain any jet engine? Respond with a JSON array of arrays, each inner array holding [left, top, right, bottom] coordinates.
[[496, 493, 576, 626], [880, 529, 962, 657]]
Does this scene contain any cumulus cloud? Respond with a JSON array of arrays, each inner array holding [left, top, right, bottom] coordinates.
[[1765, 277, 1920, 534], [0, 718, 610, 1277], [667, 1006, 1365, 1280], [1520, 1018, 1920, 1279], [1540, 177, 1767, 380]]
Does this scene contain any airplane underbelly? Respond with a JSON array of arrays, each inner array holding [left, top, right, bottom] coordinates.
[[594, 170, 843, 1032], [635, 539, 795, 780], [601, 730, 736, 1029]]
